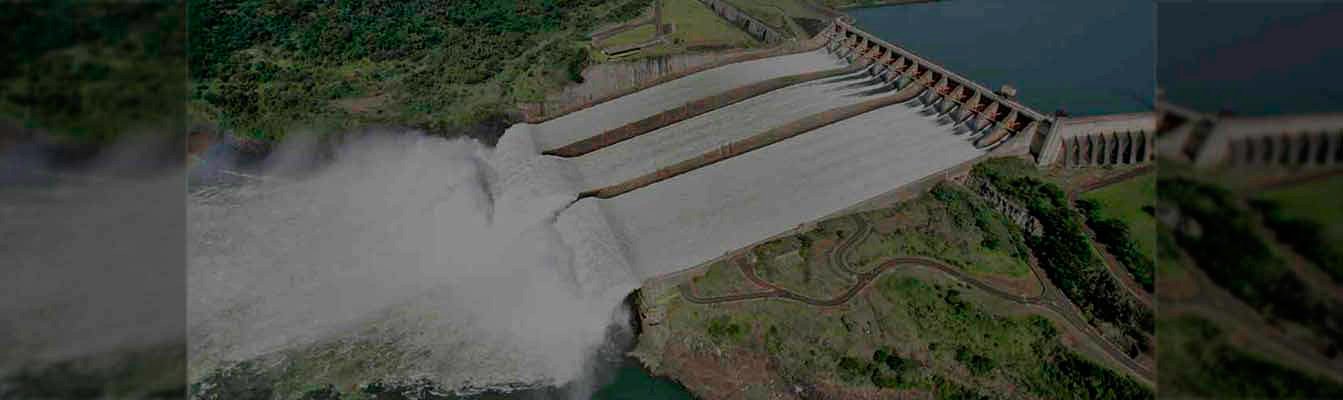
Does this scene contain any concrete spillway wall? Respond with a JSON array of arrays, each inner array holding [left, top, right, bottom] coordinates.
[[827, 20, 1051, 157], [579, 81, 927, 198], [522, 37, 831, 124], [966, 175, 1043, 236], [545, 64, 860, 157], [699, 0, 786, 43]]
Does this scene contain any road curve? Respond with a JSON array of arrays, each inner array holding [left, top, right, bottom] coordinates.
[[678, 213, 1155, 382]]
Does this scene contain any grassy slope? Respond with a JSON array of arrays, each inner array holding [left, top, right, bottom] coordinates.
[[662, 183, 1145, 398], [724, 0, 827, 36], [1261, 175, 1343, 252], [1082, 172, 1156, 261], [663, 0, 756, 46], [1159, 315, 1343, 398], [655, 271, 1149, 399], [851, 185, 1033, 279], [601, 24, 659, 48]]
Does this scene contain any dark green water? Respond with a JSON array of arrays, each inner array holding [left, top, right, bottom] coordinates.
[[1158, 3, 1343, 115], [848, 0, 1154, 116], [453, 300, 694, 400], [590, 361, 696, 400], [455, 356, 694, 400]]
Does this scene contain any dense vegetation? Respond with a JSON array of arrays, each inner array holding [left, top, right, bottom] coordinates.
[[1160, 177, 1343, 350], [849, 183, 1033, 279], [1159, 315, 1343, 398], [187, 0, 653, 141], [660, 208, 1156, 398], [856, 277, 1149, 399], [973, 159, 1152, 353], [1, 1, 184, 143], [1251, 198, 1343, 284], [1076, 199, 1155, 291], [930, 184, 1032, 262]]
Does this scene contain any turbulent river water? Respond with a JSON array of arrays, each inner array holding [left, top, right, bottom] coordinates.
[[188, 128, 689, 398]]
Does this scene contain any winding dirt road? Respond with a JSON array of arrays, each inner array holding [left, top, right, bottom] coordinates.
[[678, 211, 1156, 382]]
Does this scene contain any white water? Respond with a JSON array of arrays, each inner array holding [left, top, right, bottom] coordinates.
[[188, 49, 980, 392], [188, 126, 638, 390]]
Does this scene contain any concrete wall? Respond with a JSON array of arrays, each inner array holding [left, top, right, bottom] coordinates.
[[581, 81, 925, 198], [1045, 113, 1155, 168], [700, 0, 786, 43], [1190, 114, 1343, 169], [1225, 131, 1343, 167], [545, 65, 858, 157], [521, 31, 829, 123], [826, 21, 1052, 153], [1060, 130, 1153, 167], [968, 175, 1043, 236]]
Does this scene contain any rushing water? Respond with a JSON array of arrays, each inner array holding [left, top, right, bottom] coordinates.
[[847, 0, 1154, 116], [188, 129, 690, 398], [1157, 2, 1343, 115]]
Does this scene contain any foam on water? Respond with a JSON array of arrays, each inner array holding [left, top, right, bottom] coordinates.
[[188, 128, 638, 390]]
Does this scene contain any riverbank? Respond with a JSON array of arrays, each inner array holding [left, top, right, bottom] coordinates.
[[833, 0, 939, 11]]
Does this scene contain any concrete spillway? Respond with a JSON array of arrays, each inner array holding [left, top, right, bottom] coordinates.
[[584, 102, 980, 278], [568, 69, 892, 190], [534, 49, 845, 150]]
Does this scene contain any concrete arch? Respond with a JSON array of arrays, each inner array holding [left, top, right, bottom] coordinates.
[[1313, 132, 1329, 165], [1334, 132, 1343, 163], [1231, 138, 1249, 165], [1257, 136, 1267, 163], [1121, 131, 1134, 164], [1074, 136, 1085, 166], [1135, 131, 1149, 162], [1277, 135, 1291, 164]]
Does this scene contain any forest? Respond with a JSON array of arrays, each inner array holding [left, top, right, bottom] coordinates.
[[187, 0, 652, 141], [1161, 178, 1343, 350], [1, 1, 184, 143], [973, 160, 1153, 354], [1076, 198, 1155, 291]]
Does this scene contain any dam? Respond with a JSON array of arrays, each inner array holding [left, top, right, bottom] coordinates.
[[185, 9, 1154, 394], [518, 18, 1055, 280]]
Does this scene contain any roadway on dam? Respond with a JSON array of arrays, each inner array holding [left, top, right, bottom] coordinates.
[[579, 100, 984, 279], [566, 68, 891, 190], [534, 49, 844, 150]]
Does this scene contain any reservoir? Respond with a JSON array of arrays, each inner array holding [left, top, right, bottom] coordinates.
[[1157, 2, 1343, 115], [847, 0, 1155, 116]]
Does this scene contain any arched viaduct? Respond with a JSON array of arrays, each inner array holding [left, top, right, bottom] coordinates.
[[1221, 116, 1343, 167], [1158, 106, 1343, 169], [1044, 113, 1156, 167]]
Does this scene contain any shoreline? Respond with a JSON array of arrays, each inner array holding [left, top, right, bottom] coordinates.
[[835, 0, 940, 11]]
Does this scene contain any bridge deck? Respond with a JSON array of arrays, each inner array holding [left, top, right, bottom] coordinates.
[[535, 49, 844, 150], [568, 69, 890, 190], [588, 102, 983, 278]]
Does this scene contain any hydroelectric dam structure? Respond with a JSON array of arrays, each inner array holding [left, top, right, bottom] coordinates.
[[509, 19, 1068, 284]]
